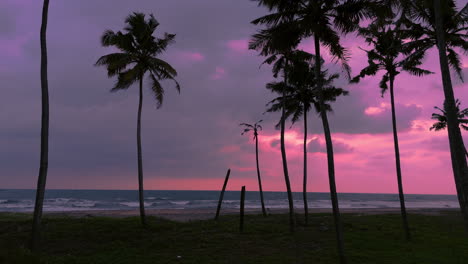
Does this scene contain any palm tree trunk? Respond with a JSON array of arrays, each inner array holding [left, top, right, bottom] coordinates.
[[30, 0, 50, 251], [255, 134, 267, 216], [137, 76, 147, 226], [281, 59, 295, 232], [434, 0, 468, 230], [303, 105, 309, 226], [314, 35, 346, 264], [389, 76, 411, 240]]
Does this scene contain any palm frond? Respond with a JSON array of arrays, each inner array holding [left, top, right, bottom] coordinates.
[[111, 65, 141, 92], [149, 73, 164, 109], [95, 53, 134, 77]]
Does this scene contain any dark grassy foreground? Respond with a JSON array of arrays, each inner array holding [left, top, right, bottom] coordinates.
[[1, 212, 467, 264]]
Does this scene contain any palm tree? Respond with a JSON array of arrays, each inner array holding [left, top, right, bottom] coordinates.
[[30, 0, 50, 251], [265, 57, 348, 226], [351, 23, 433, 240], [402, 0, 468, 227], [251, 1, 377, 262], [240, 120, 267, 217], [95, 13, 180, 226], [430, 99, 468, 158], [249, 23, 303, 232]]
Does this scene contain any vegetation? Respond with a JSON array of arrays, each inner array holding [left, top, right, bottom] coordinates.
[[241, 120, 267, 217], [265, 53, 348, 226], [249, 27, 301, 232], [95, 13, 180, 226], [30, 0, 50, 252], [11, 0, 468, 261], [351, 22, 433, 240], [402, 0, 468, 228], [250, 1, 381, 262], [2, 212, 468, 264], [430, 99, 468, 158]]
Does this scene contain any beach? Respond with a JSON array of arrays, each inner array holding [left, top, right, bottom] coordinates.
[[43, 207, 460, 222]]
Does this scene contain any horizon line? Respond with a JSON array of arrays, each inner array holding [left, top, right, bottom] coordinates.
[[0, 188, 457, 196]]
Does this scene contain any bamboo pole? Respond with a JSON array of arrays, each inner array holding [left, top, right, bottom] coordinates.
[[240, 186, 246, 233], [215, 169, 231, 220]]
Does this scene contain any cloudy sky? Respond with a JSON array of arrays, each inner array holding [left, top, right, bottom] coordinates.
[[1, 0, 467, 194]]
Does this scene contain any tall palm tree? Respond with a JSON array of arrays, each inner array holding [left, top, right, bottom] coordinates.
[[251, 1, 377, 262], [430, 99, 468, 158], [240, 120, 267, 217], [95, 13, 180, 226], [265, 57, 348, 226], [403, 0, 468, 227], [30, 0, 50, 251], [351, 23, 433, 240], [249, 23, 302, 232]]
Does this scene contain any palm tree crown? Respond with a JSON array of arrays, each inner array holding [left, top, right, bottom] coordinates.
[[266, 57, 348, 127], [431, 99, 468, 131], [351, 23, 433, 93], [402, 0, 467, 81], [95, 12, 180, 108], [251, 0, 381, 76], [241, 120, 263, 139]]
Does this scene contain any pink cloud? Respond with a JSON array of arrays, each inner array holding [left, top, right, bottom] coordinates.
[[210, 66, 226, 80], [364, 103, 390, 116], [169, 50, 205, 66], [226, 39, 249, 53]]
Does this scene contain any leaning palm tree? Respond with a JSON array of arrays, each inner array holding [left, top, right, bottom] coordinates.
[[251, 1, 378, 262], [95, 13, 180, 226], [402, 0, 468, 227], [249, 23, 303, 232], [30, 0, 50, 251], [430, 99, 468, 158], [240, 120, 267, 217], [266, 58, 348, 226], [351, 23, 433, 240]]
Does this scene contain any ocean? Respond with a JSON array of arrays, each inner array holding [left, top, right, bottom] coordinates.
[[0, 189, 459, 212]]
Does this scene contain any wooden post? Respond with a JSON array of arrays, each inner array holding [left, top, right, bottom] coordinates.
[[215, 169, 231, 220], [240, 186, 246, 233]]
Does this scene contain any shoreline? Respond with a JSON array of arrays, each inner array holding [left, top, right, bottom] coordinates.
[[24, 207, 459, 222]]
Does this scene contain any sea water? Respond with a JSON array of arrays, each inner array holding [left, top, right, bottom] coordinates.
[[0, 189, 459, 212]]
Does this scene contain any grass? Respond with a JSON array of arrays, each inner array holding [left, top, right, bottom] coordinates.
[[0, 211, 467, 264]]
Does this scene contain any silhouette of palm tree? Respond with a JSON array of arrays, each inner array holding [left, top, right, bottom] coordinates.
[[250, 22, 302, 232], [251, 1, 378, 262], [240, 120, 267, 217], [265, 53, 348, 226], [402, 0, 468, 228], [431, 99, 468, 158], [30, 0, 50, 251], [351, 23, 433, 240], [95, 13, 180, 226]]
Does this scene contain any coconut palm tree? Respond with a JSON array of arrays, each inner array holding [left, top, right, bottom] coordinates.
[[249, 23, 302, 232], [30, 0, 50, 251], [351, 23, 433, 240], [251, 1, 378, 262], [402, 0, 468, 227], [430, 99, 468, 158], [95, 13, 180, 226], [265, 57, 348, 226], [240, 120, 267, 217]]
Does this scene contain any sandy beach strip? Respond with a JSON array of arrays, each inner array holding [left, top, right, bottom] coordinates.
[[42, 208, 460, 222]]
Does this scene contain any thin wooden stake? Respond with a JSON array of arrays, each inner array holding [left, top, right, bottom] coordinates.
[[215, 169, 231, 220], [240, 186, 246, 233]]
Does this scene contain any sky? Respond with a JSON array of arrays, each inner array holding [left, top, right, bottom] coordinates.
[[0, 0, 467, 194]]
